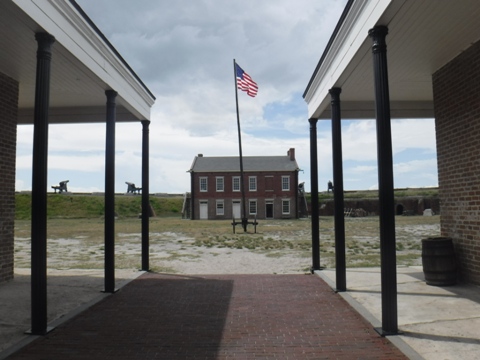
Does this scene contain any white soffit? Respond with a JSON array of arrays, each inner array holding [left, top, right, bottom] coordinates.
[[304, 0, 480, 120], [7, 0, 154, 123]]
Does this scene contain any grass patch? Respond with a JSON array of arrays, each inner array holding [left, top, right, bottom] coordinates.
[[14, 215, 440, 271], [15, 193, 184, 220]]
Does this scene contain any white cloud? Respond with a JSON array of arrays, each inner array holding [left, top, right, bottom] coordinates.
[[15, 179, 28, 192], [394, 158, 437, 175], [391, 119, 436, 154], [342, 121, 378, 161], [76, 0, 347, 136], [350, 165, 377, 174], [15, 1, 439, 194]]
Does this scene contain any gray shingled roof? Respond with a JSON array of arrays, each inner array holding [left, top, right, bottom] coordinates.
[[189, 155, 299, 172]]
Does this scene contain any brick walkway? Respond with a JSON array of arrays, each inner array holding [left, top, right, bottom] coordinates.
[[9, 273, 407, 359]]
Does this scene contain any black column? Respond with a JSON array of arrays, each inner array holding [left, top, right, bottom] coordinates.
[[190, 172, 195, 220], [295, 170, 299, 219], [329, 88, 346, 292], [309, 118, 321, 272], [104, 90, 117, 293], [31, 32, 55, 336], [141, 120, 150, 271], [369, 25, 398, 335]]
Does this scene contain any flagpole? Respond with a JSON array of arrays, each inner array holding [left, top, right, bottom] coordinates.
[[233, 59, 248, 232]]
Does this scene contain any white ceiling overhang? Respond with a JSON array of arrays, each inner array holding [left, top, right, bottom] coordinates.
[[303, 0, 480, 120], [1, 0, 155, 125]]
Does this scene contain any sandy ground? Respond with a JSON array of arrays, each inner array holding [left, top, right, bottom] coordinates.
[[13, 217, 441, 273], [150, 245, 313, 274], [2, 216, 441, 355]]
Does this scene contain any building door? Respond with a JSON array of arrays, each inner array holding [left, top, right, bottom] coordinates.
[[199, 201, 208, 219], [232, 200, 241, 219], [266, 201, 274, 219]]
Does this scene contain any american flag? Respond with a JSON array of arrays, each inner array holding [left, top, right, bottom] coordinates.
[[235, 64, 258, 97]]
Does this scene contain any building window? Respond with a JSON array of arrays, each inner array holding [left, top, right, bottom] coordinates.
[[249, 176, 257, 191], [216, 176, 224, 192], [249, 200, 257, 215], [282, 176, 290, 191], [232, 176, 240, 192], [282, 199, 290, 214], [216, 200, 224, 215], [199, 177, 208, 192]]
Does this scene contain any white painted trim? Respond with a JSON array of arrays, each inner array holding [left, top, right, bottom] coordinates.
[[18, 105, 144, 124], [316, 101, 434, 120], [13, 0, 154, 120], [304, 0, 396, 119]]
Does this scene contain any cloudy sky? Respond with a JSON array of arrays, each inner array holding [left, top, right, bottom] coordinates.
[[16, 0, 437, 194]]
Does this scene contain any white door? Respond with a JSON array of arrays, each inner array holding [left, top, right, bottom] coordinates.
[[199, 201, 208, 219], [232, 201, 241, 219]]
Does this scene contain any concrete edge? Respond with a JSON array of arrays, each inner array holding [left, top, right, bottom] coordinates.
[[314, 270, 424, 360], [0, 271, 146, 360]]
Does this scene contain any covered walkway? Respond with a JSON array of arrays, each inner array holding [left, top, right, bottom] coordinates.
[[4, 273, 406, 359]]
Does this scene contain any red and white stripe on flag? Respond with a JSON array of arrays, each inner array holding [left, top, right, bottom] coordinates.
[[235, 64, 258, 97]]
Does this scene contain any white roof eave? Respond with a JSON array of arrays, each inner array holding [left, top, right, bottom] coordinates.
[[14, 0, 155, 121], [304, 0, 396, 119]]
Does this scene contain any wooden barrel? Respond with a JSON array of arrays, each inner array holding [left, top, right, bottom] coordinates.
[[421, 237, 457, 286]]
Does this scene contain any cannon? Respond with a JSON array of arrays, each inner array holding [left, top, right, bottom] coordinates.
[[51, 180, 69, 193], [126, 181, 141, 194], [327, 180, 334, 193]]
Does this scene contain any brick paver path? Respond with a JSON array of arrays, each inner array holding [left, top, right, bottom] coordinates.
[[9, 273, 407, 359]]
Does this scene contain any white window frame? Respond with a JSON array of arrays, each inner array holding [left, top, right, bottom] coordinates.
[[216, 199, 225, 215], [199, 177, 208, 192], [249, 199, 257, 215], [282, 199, 290, 215], [216, 176, 224, 192], [281, 176, 290, 191], [249, 176, 257, 191], [232, 176, 240, 192]]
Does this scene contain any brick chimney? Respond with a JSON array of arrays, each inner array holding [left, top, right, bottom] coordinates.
[[288, 148, 295, 161]]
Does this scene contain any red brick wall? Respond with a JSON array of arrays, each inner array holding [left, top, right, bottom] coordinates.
[[191, 171, 298, 220], [433, 39, 480, 284], [0, 72, 18, 283]]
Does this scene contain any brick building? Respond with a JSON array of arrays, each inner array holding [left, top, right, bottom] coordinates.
[[303, 0, 480, 285], [433, 40, 480, 285], [0, 0, 155, 334], [188, 148, 300, 220], [0, 1, 154, 287], [0, 73, 18, 284]]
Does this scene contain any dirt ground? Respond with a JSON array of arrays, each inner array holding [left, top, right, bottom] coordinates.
[[2, 215, 441, 353], [14, 215, 441, 274]]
